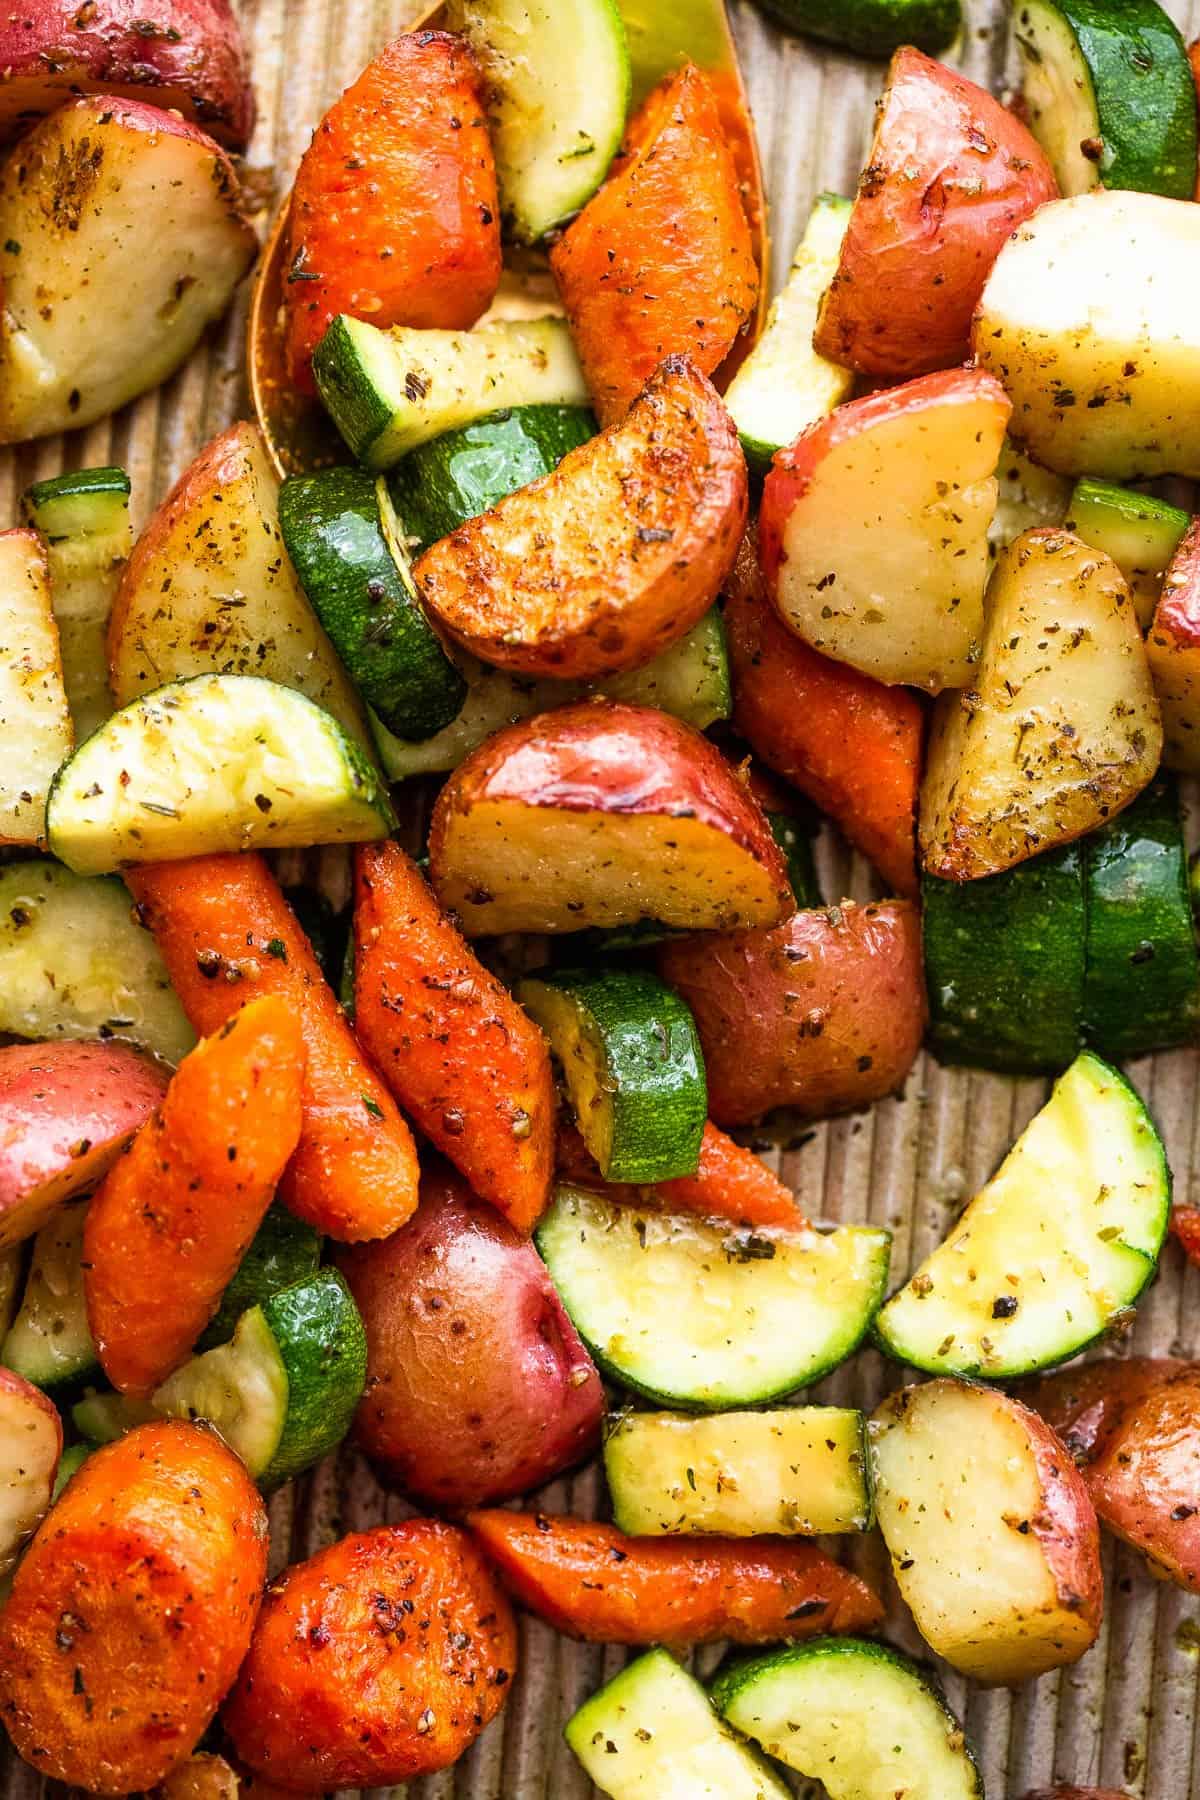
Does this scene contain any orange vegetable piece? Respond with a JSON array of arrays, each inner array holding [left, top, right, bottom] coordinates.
[[284, 29, 501, 391], [557, 1119, 805, 1229], [84, 996, 306, 1396], [467, 1510, 882, 1647], [550, 63, 758, 425], [353, 841, 554, 1232], [126, 854, 419, 1243], [0, 1421, 267, 1794], [1172, 1203, 1200, 1267], [725, 530, 924, 896], [222, 1521, 517, 1791]]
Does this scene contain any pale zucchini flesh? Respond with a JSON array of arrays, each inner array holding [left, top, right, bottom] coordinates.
[[47, 673, 395, 876], [1066, 476, 1189, 630], [988, 442, 1071, 557], [2, 1204, 98, 1390], [536, 1186, 891, 1408], [153, 1306, 288, 1478], [1015, 0, 1103, 196], [0, 530, 71, 846], [605, 1407, 871, 1535], [874, 1051, 1169, 1378]]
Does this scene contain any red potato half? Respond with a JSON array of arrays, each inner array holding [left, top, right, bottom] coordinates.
[[337, 1163, 603, 1510], [758, 368, 1010, 692], [0, 1040, 166, 1249], [415, 357, 747, 680], [1148, 517, 1200, 774], [428, 700, 792, 936], [0, 2, 254, 149], [0, 1369, 61, 1578], [870, 1379, 1102, 1684], [0, 98, 255, 444], [813, 47, 1057, 378], [1023, 1356, 1183, 1463], [657, 900, 925, 1127]]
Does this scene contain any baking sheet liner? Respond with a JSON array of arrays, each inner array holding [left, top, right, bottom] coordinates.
[[3, 1, 1200, 1793]]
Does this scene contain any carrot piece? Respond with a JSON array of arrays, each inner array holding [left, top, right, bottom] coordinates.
[[556, 1119, 804, 1229], [467, 1510, 882, 1647], [0, 1421, 267, 1794], [1172, 1203, 1200, 1267], [126, 854, 419, 1242], [725, 529, 924, 897], [84, 996, 306, 1396], [284, 29, 501, 391], [550, 63, 758, 425], [353, 842, 555, 1232], [222, 1521, 517, 1791]]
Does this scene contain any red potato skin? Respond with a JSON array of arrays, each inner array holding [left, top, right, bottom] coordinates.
[[556, 1118, 805, 1229], [467, 1510, 883, 1647], [83, 996, 306, 1397], [658, 900, 926, 1127], [126, 855, 420, 1242], [1025, 1358, 1185, 1464], [338, 1164, 603, 1510], [550, 63, 758, 425], [0, 1, 254, 149], [0, 1040, 167, 1248], [284, 30, 501, 391], [725, 528, 924, 896], [1171, 1203, 1200, 1266], [0, 1421, 268, 1794], [813, 47, 1057, 377], [222, 1522, 517, 1791], [353, 840, 554, 1233]]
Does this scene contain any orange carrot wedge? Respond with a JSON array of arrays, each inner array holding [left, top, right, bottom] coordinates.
[[467, 1510, 882, 1647], [126, 854, 420, 1242], [353, 842, 554, 1233], [84, 996, 305, 1396], [556, 1120, 804, 1229]]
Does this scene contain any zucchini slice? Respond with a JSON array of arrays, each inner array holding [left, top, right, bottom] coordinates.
[[725, 194, 854, 475], [922, 845, 1086, 1074], [47, 673, 395, 876], [278, 467, 465, 740], [314, 315, 589, 470], [712, 1638, 982, 1799], [765, 811, 823, 910], [536, 1186, 891, 1408], [370, 608, 731, 778], [197, 1205, 322, 1352], [1015, 0, 1197, 200], [567, 1648, 792, 1800], [874, 1051, 1170, 1378], [749, 0, 959, 55], [389, 403, 597, 552], [988, 442, 1071, 555], [3, 1204, 98, 1390], [0, 860, 194, 1065], [445, 0, 631, 242], [519, 969, 706, 1183], [1083, 775, 1200, 1059], [1067, 476, 1189, 628], [23, 466, 132, 742], [605, 1407, 871, 1536]]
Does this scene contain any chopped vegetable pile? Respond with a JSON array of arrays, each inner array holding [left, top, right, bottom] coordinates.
[[0, 1, 1198, 1796]]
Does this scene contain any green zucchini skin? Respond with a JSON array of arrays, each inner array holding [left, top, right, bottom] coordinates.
[[198, 1206, 322, 1352], [278, 467, 465, 740], [766, 812, 823, 911], [389, 404, 597, 553], [259, 1269, 367, 1488], [923, 844, 1086, 1073], [1083, 776, 1200, 1058], [749, 0, 961, 57], [24, 465, 131, 537]]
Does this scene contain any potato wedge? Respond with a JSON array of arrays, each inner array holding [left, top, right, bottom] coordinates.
[[108, 423, 373, 755], [1025, 1355, 1185, 1462], [759, 368, 1009, 691], [0, 1369, 61, 1578], [813, 47, 1056, 379], [415, 358, 747, 680], [870, 1379, 1102, 1684], [0, 2, 255, 149], [0, 98, 255, 443], [428, 699, 792, 936], [1148, 517, 1200, 773], [657, 900, 925, 1127], [0, 529, 71, 846], [921, 528, 1161, 881], [973, 191, 1200, 479]]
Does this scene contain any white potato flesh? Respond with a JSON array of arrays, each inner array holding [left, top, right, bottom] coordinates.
[[0, 531, 72, 846], [109, 423, 374, 756], [0, 98, 255, 443], [769, 378, 1008, 691], [973, 191, 1200, 479], [870, 1380, 1100, 1683], [0, 1368, 61, 1577], [921, 528, 1161, 880]]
